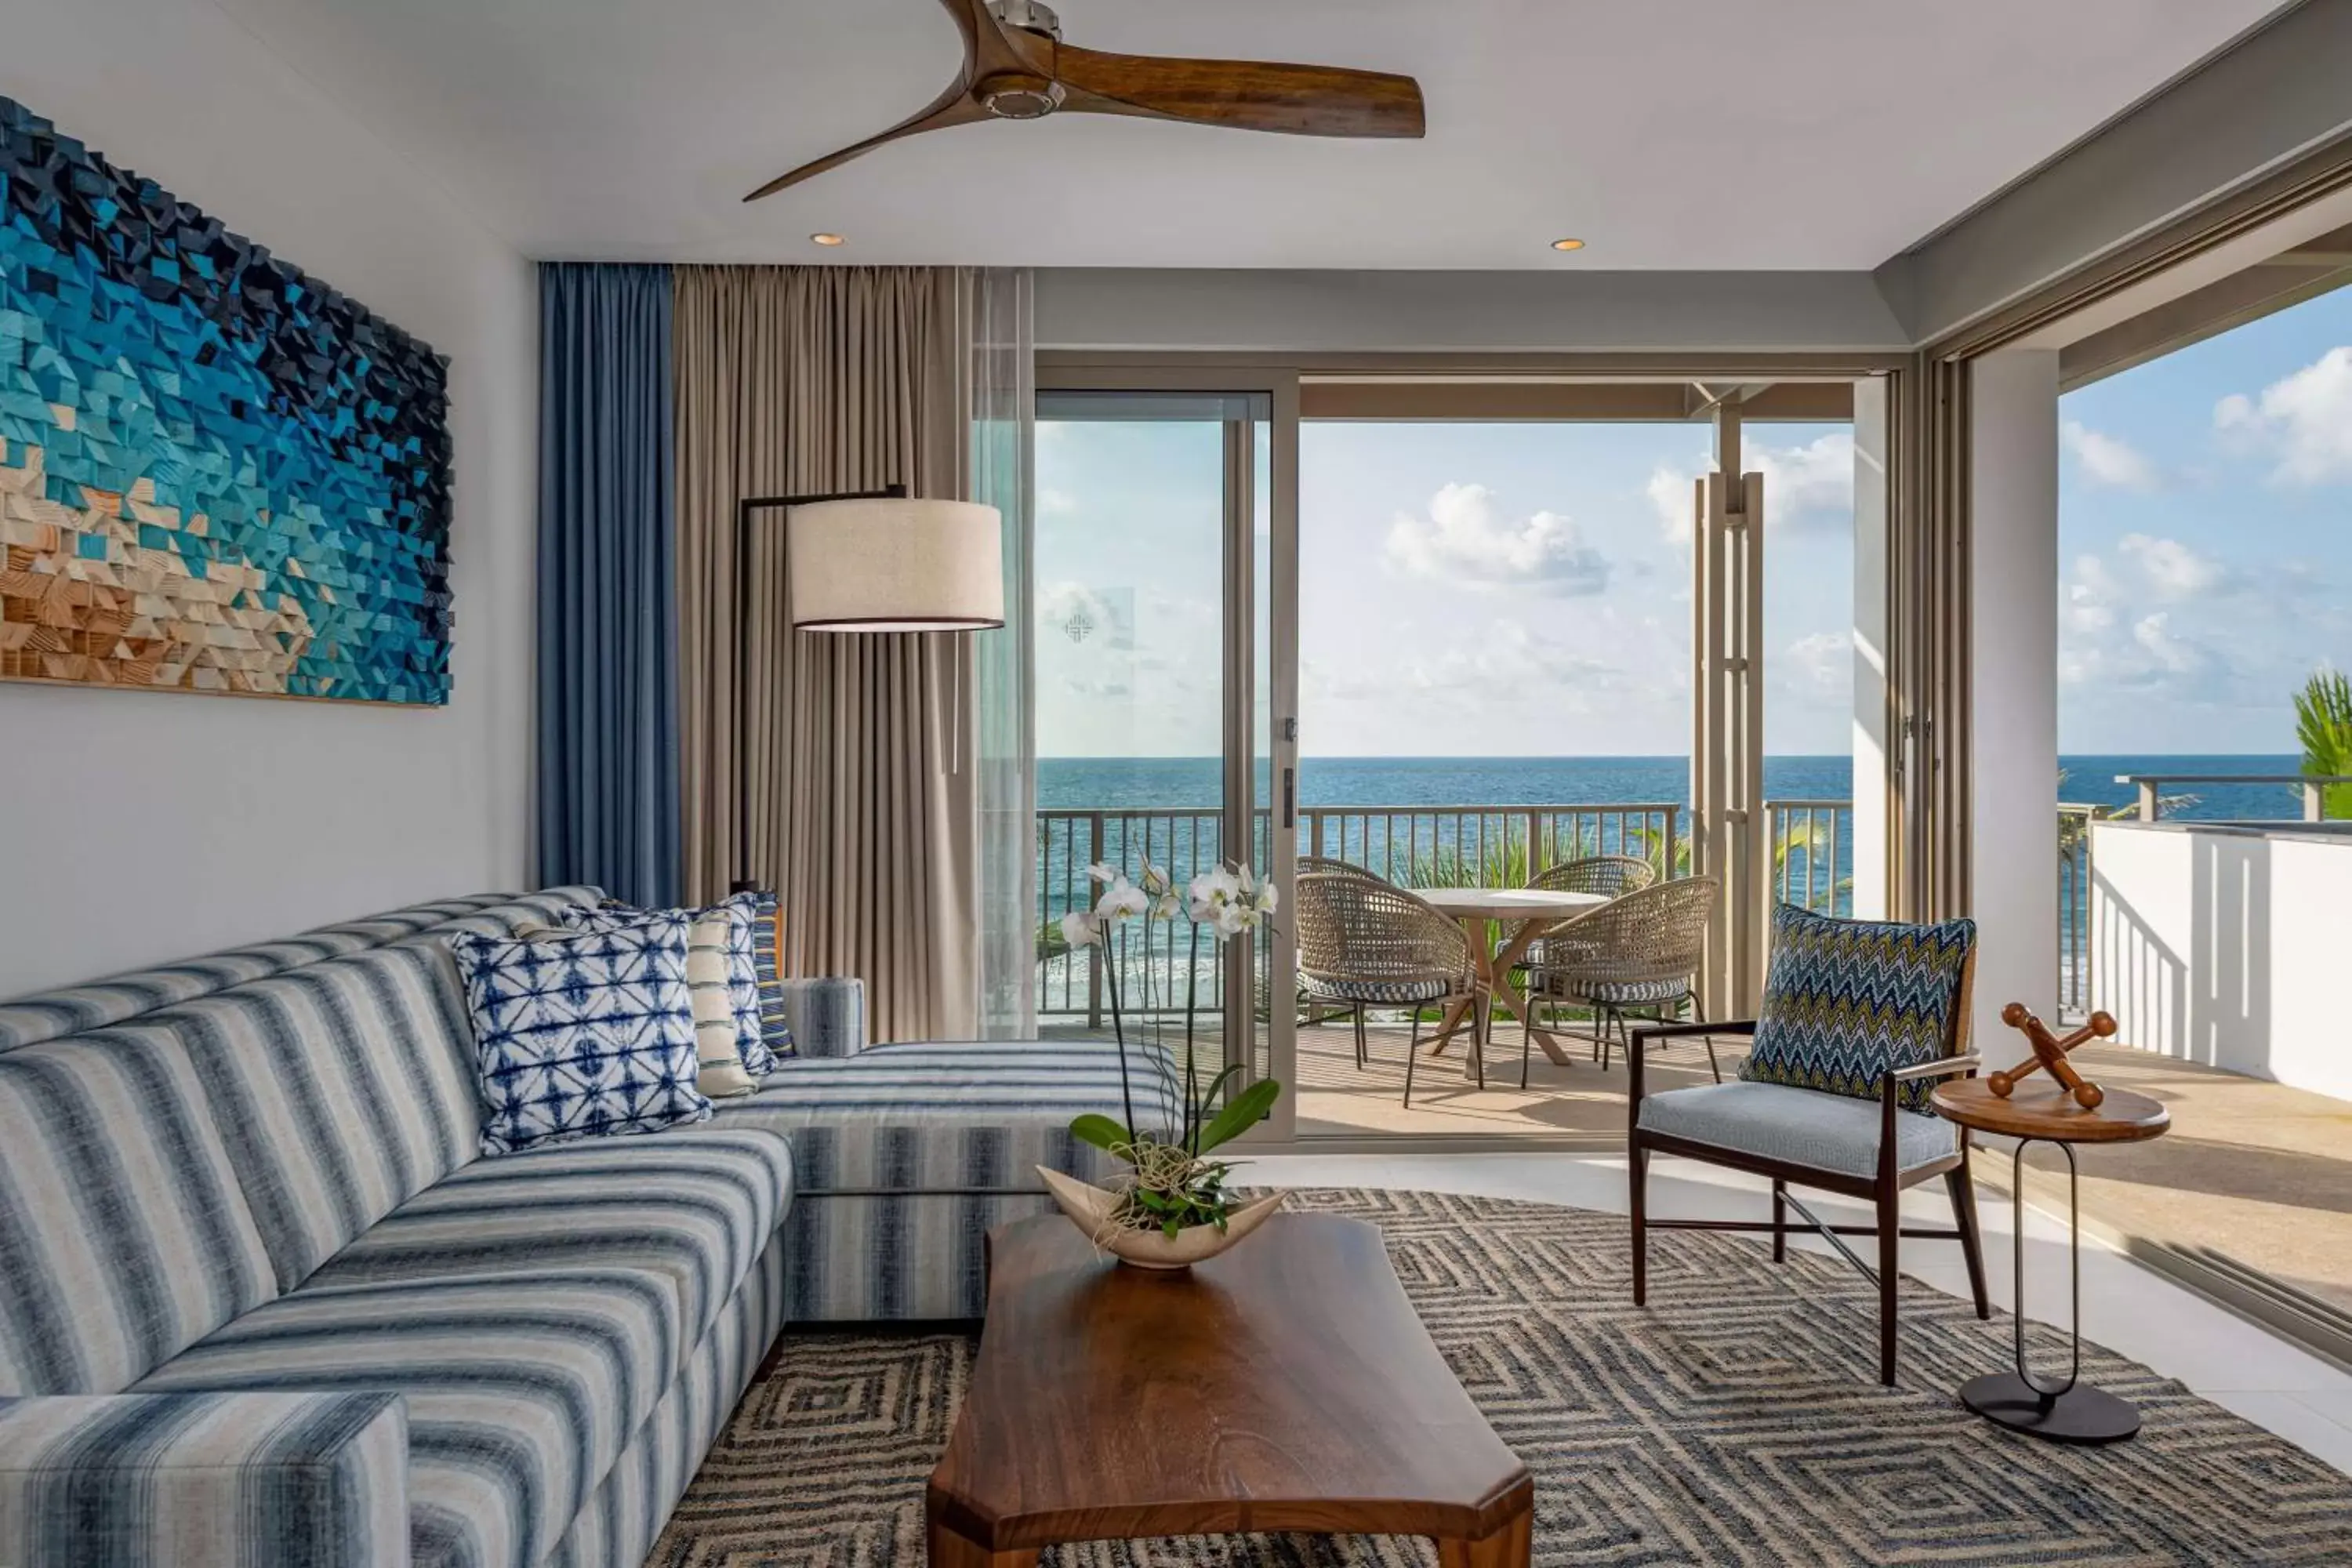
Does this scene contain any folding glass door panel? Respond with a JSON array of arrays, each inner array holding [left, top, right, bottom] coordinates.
[[1033, 390, 1286, 1135]]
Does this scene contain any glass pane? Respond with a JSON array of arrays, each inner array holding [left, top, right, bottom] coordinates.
[[1034, 404, 1229, 1120]]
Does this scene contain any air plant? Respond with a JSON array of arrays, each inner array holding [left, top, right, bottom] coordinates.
[[1058, 858, 1283, 1240]]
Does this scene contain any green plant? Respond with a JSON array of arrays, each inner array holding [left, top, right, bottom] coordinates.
[[2294, 668, 2352, 820]]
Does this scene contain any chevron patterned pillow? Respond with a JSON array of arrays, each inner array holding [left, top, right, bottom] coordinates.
[[1740, 905, 1976, 1113]]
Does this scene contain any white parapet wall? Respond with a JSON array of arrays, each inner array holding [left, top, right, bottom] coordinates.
[[2090, 818, 2352, 1102]]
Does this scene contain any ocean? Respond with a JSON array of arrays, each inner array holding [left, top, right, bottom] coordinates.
[[1031, 754, 2303, 1017], [1039, 754, 2308, 821]]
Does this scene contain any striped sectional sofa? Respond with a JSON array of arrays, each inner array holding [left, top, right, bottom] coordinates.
[[0, 887, 1170, 1568]]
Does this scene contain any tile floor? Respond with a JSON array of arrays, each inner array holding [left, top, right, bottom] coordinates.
[[1241, 1149, 2352, 1477]]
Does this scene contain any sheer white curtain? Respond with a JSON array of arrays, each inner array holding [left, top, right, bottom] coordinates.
[[971, 268, 1036, 1037]]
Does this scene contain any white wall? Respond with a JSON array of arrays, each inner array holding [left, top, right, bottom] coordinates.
[[2092, 821, 2352, 1102], [0, 0, 537, 996], [1849, 376, 1891, 920], [1967, 349, 2061, 1063]]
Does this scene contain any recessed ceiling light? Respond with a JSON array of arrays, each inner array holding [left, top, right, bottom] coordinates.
[[810, 232, 846, 247], [1550, 237, 1586, 252]]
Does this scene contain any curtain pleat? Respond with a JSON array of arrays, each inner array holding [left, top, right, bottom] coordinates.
[[673, 266, 977, 1044], [970, 270, 1036, 1037], [535, 262, 679, 907]]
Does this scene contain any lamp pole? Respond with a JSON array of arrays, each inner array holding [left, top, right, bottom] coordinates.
[[730, 483, 907, 895]]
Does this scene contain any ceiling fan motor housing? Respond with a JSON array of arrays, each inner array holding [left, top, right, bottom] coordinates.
[[989, 0, 1062, 39], [978, 70, 1065, 119]]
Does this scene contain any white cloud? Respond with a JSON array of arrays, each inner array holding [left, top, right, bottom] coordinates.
[[1780, 630, 1850, 702], [1382, 482, 1612, 594], [2061, 420, 2160, 491], [2118, 533, 2223, 599], [2215, 345, 2352, 484], [1037, 485, 1077, 516], [1648, 432, 1854, 541], [1648, 466, 1697, 543]]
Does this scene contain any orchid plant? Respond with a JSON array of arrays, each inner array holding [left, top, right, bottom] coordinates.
[[1058, 858, 1283, 1240]]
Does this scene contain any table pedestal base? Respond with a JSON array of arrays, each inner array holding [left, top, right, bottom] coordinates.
[[1959, 1370, 2141, 1445]]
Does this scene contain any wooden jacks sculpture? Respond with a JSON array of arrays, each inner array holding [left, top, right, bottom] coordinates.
[[1989, 1003, 2117, 1109]]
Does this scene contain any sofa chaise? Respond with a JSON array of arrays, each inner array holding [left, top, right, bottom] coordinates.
[[0, 887, 1170, 1568]]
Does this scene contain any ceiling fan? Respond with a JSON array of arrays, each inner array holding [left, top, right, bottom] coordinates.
[[744, 0, 1426, 201]]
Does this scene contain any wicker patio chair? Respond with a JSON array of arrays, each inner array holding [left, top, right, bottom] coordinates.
[[1527, 853, 1657, 899], [1296, 872, 1488, 1106], [1296, 857, 1397, 1048], [1522, 876, 1719, 1086]]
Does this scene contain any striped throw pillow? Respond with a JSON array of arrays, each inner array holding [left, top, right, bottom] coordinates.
[[728, 891, 793, 1065]]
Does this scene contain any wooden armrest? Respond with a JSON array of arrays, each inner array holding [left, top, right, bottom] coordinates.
[[1886, 1052, 1981, 1083], [1628, 1019, 1755, 1047]]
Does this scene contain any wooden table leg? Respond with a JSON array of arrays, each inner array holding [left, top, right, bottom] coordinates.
[[1465, 920, 1575, 1079], [1439, 1501, 1534, 1568]]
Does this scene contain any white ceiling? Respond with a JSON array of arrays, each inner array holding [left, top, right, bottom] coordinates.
[[215, 0, 2282, 270]]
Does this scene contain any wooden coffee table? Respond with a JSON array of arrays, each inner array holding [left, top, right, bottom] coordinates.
[[927, 1212, 1534, 1566]]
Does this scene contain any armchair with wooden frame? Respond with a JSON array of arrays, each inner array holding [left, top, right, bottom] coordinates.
[[1625, 916, 1991, 1387]]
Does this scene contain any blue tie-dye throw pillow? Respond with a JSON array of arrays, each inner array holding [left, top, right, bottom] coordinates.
[[449, 914, 711, 1155]]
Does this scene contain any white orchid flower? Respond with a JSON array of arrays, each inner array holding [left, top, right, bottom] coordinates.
[[1095, 877, 1149, 924], [1059, 909, 1102, 949], [1085, 861, 1120, 885], [1138, 860, 1172, 898], [1149, 888, 1184, 922], [1187, 866, 1240, 924]]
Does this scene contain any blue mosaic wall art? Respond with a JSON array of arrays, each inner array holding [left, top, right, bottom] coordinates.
[[0, 95, 452, 702]]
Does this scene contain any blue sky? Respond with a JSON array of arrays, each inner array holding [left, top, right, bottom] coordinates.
[[2056, 285, 2352, 753], [1035, 285, 2352, 760], [1038, 414, 1856, 757]]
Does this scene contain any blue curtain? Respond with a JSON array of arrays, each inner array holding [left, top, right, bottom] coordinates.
[[535, 262, 680, 907]]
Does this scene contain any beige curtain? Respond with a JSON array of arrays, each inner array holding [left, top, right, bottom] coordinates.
[[674, 265, 978, 1043]]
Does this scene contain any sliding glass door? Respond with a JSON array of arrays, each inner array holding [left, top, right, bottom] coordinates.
[[1032, 389, 1292, 1139]]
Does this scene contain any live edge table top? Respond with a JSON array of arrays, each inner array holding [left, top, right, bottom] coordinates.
[[926, 1212, 1534, 1562]]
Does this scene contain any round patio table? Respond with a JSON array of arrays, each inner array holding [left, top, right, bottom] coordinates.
[[1413, 887, 1606, 1083]]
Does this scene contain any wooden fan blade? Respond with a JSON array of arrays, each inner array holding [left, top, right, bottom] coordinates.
[[1052, 44, 1425, 139], [935, 0, 1036, 75], [743, 79, 989, 201]]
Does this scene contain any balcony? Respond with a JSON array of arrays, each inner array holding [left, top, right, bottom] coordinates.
[[1036, 798, 1856, 1029]]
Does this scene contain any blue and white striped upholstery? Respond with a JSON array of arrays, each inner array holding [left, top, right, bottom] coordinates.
[[0, 887, 1201, 1556], [782, 1190, 1066, 1321], [710, 1038, 1183, 1196], [545, 1234, 783, 1568], [302, 1127, 794, 1356], [0, 1391, 409, 1568], [0, 889, 602, 1054], [137, 939, 491, 1293], [773, 975, 863, 1058], [0, 1037, 281, 1396], [1300, 975, 1454, 1004], [709, 1037, 1185, 1321], [140, 1271, 670, 1568]]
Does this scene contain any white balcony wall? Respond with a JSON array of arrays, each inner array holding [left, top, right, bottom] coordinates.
[[2092, 820, 2352, 1102]]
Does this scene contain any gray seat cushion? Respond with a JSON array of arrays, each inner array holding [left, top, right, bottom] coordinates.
[[1636, 1080, 1957, 1180]]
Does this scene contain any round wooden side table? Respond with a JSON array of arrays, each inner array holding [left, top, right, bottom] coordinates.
[[1930, 1077, 2170, 1445]]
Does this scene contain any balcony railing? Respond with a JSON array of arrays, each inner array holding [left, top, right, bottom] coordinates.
[[1036, 800, 1849, 1022]]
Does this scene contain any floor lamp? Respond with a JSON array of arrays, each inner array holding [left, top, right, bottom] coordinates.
[[731, 488, 1006, 892]]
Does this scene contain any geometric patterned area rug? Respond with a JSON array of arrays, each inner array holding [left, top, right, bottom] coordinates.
[[647, 1189, 2352, 1566]]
